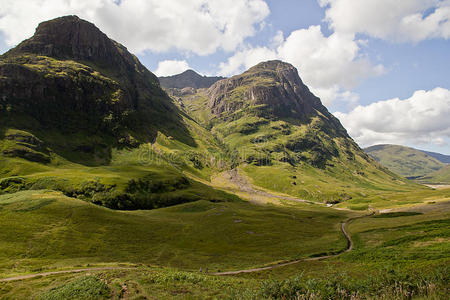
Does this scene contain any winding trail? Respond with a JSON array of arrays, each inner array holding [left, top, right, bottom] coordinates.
[[0, 169, 373, 282], [223, 169, 320, 205], [0, 267, 130, 283], [211, 213, 372, 276]]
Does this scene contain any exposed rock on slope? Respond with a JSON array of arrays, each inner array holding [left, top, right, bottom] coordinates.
[[174, 60, 416, 202], [0, 15, 193, 162], [208, 61, 320, 118], [204, 60, 355, 167]]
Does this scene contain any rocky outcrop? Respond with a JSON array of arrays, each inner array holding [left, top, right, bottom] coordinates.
[[0, 16, 191, 146], [207, 60, 345, 133], [6, 15, 158, 83], [0, 15, 195, 164]]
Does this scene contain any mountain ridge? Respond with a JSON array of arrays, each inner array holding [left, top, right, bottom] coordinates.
[[364, 144, 445, 179], [0, 15, 235, 210], [159, 69, 224, 89]]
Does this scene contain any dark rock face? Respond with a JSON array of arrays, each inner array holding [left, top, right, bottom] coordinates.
[[0, 15, 195, 163], [159, 69, 225, 89], [0, 58, 130, 132], [208, 61, 319, 118], [12, 16, 116, 61], [7, 16, 157, 82]]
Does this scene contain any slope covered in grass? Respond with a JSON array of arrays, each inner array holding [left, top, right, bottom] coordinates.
[[0, 190, 352, 277], [0, 16, 239, 210], [365, 144, 445, 178], [418, 165, 450, 184], [1, 194, 449, 299], [175, 61, 422, 204]]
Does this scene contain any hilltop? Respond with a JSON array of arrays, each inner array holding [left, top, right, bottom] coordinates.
[[365, 144, 446, 179], [0, 16, 235, 210], [159, 69, 224, 89], [173, 60, 419, 206]]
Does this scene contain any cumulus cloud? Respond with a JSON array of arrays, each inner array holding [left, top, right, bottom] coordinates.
[[319, 0, 450, 42], [154, 60, 191, 76], [0, 0, 270, 55], [334, 87, 450, 148], [218, 25, 384, 107], [218, 46, 278, 76]]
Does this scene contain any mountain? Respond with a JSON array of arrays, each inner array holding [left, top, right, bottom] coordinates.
[[173, 60, 417, 204], [0, 16, 194, 155], [0, 16, 421, 210], [0, 16, 235, 209], [422, 150, 450, 164], [159, 69, 224, 89], [418, 165, 450, 184], [364, 144, 445, 178]]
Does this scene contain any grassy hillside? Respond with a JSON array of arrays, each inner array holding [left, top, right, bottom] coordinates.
[[365, 144, 445, 178], [0, 124, 238, 210], [0, 16, 240, 210], [418, 165, 450, 184], [174, 62, 423, 205], [1, 191, 448, 299], [0, 190, 352, 277]]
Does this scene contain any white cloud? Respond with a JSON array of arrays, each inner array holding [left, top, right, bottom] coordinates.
[[0, 0, 270, 55], [334, 87, 450, 148], [218, 46, 278, 77], [319, 0, 450, 42], [218, 25, 384, 107], [154, 60, 191, 76]]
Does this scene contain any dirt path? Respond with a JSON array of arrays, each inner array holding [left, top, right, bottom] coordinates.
[[0, 267, 130, 283], [0, 169, 369, 281], [223, 169, 321, 205], [211, 213, 372, 276]]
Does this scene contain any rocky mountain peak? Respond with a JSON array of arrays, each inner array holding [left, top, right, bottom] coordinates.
[[4, 15, 156, 83], [10, 16, 113, 61], [206, 60, 327, 121]]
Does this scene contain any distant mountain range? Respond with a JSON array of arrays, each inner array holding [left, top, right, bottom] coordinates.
[[364, 144, 449, 183], [159, 70, 225, 89], [422, 150, 450, 164]]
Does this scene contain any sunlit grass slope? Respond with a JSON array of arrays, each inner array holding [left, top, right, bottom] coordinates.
[[0, 190, 351, 278]]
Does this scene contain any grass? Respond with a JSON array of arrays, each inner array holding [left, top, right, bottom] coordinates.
[[36, 276, 111, 300], [0, 190, 351, 278], [0, 189, 449, 299], [364, 144, 445, 178], [418, 165, 450, 184]]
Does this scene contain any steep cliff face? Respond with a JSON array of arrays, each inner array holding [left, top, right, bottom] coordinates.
[[6, 15, 158, 83], [208, 61, 317, 117], [0, 15, 192, 161]]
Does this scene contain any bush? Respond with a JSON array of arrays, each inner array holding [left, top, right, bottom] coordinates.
[[37, 276, 111, 300]]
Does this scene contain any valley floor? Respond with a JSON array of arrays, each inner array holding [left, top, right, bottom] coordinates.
[[0, 177, 449, 299]]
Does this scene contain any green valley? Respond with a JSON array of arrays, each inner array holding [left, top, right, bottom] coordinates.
[[0, 15, 448, 300]]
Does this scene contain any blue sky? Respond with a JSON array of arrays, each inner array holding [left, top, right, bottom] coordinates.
[[0, 0, 449, 154]]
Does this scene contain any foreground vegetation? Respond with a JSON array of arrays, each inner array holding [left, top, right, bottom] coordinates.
[[0, 190, 351, 277], [0, 188, 449, 299]]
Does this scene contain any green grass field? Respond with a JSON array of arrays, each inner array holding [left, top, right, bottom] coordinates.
[[0, 188, 449, 299], [0, 190, 352, 278]]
